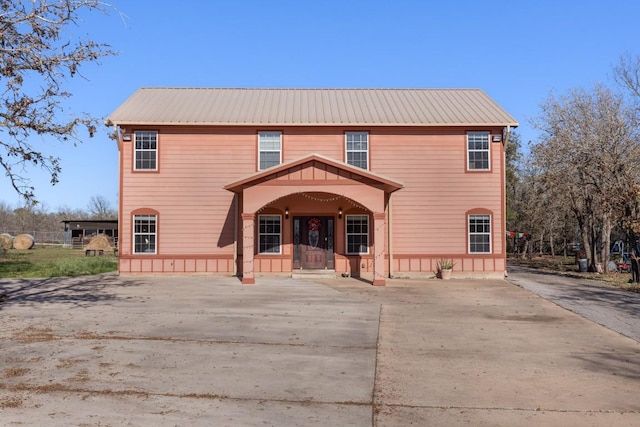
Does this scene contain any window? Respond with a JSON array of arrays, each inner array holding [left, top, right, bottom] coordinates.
[[134, 131, 158, 170], [467, 131, 490, 170], [259, 215, 281, 254], [346, 215, 369, 254], [133, 215, 156, 254], [346, 132, 368, 170], [469, 214, 491, 253], [258, 131, 282, 170]]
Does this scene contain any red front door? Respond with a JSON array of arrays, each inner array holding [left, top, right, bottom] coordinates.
[[293, 216, 334, 269]]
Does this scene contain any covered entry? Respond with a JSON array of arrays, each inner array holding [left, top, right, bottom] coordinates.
[[224, 153, 403, 285]]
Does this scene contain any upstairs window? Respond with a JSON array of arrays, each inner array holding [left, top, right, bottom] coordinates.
[[469, 214, 491, 253], [467, 131, 490, 170], [346, 132, 369, 170], [134, 131, 158, 171], [258, 131, 282, 170]]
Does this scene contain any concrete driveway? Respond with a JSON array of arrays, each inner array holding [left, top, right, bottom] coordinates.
[[507, 264, 640, 342], [1, 274, 639, 426]]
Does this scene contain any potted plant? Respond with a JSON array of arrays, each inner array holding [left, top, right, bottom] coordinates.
[[436, 258, 455, 280]]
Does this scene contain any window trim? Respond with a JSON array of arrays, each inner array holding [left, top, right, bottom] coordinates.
[[133, 130, 158, 171], [466, 131, 491, 171], [258, 214, 282, 255], [345, 214, 370, 255], [345, 131, 369, 170], [132, 211, 158, 255], [258, 131, 282, 171], [468, 213, 492, 254]]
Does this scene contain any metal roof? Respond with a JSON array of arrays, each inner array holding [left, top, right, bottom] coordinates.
[[107, 88, 518, 127], [61, 220, 118, 229]]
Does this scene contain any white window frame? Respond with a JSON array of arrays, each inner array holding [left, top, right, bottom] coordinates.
[[467, 131, 490, 171], [258, 214, 282, 254], [133, 214, 157, 254], [134, 131, 158, 171], [468, 214, 491, 254], [346, 214, 369, 254], [258, 131, 282, 170], [345, 132, 369, 170]]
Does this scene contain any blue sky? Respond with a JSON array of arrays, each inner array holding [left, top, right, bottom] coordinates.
[[1, 0, 639, 211]]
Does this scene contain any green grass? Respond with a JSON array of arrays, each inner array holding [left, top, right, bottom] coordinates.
[[0, 246, 117, 278]]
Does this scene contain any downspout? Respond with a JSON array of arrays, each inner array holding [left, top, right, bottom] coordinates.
[[388, 195, 394, 278], [113, 123, 122, 275], [233, 193, 238, 276], [502, 125, 511, 277]]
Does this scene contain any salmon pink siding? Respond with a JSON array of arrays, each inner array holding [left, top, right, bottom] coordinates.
[[372, 128, 505, 275], [118, 124, 507, 279], [118, 127, 255, 273], [377, 128, 504, 277], [284, 129, 344, 161]]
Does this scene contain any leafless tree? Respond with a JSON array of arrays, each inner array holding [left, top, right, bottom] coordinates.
[[0, 0, 118, 205], [614, 52, 640, 100], [87, 194, 115, 219], [508, 156, 575, 259], [505, 132, 522, 229], [531, 84, 640, 271]]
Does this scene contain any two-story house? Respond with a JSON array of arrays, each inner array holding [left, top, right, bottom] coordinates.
[[107, 88, 518, 285]]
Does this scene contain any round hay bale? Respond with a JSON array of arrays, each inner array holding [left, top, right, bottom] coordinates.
[[85, 234, 113, 251], [0, 233, 13, 250], [13, 234, 35, 250]]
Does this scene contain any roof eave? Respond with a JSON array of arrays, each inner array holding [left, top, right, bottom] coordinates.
[[108, 121, 519, 128]]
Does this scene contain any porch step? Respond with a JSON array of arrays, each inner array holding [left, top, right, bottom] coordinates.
[[291, 269, 336, 280]]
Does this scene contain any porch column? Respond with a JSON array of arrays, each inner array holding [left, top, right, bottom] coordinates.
[[372, 212, 386, 286], [241, 213, 255, 285]]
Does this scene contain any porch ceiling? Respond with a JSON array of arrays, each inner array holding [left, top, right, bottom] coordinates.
[[224, 153, 404, 194]]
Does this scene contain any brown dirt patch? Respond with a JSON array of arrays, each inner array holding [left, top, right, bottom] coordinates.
[[3, 367, 29, 378], [70, 369, 90, 383], [14, 326, 58, 343], [0, 395, 23, 409], [56, 358, 86, 369]]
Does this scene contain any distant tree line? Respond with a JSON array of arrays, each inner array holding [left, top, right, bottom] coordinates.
[[0, 195, 117, 242], [507, 53, 640, 271]]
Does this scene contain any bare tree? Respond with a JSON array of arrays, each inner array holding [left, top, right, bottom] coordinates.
[[614, 52, 640, 100], [0, 0, 117, 205], [509, 156, 574, 259], [87, 194, 115, 219], [0, 200, 12, 231], [505, 131, 522, 230], [531, 84, 640, 271]]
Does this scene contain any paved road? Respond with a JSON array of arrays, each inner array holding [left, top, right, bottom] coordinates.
[[507, 264, 640, 342]]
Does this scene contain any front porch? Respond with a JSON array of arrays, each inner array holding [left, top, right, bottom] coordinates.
[[224, 154, 404, 286]]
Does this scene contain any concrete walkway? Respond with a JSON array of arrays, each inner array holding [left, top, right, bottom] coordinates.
[[1, 274, 639, 426]]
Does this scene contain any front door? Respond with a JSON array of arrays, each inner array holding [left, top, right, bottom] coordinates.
[[293, 216, 334, 269]]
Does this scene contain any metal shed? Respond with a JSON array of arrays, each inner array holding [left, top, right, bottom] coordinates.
[[62, 220, 118, 249]]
